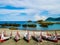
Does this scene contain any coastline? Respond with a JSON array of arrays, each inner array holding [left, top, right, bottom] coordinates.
[[0, 28, 60, 37], [0, 28, 60, 45]]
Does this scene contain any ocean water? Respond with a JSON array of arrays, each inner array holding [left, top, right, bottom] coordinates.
[[0, 21, 60, 30]]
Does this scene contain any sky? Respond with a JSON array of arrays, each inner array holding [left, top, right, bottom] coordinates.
[[0, 0, 60, 21]]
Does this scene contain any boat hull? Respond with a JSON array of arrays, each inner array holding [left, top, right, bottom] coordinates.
[[42, 36, 58, 42], [57, 35, 60, 40], [14, 38, 20, 42], [23, 37, 30, 42], [47, 39, 58, 42], [0, 38, 9, 43], [32, 36, 42, 42]]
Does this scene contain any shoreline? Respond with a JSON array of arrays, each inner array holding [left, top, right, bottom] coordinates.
[[0, 28, 60, 31], [0, 28, 60, 45], [0, 28, 60, 37], [0, 28, 60, 32]]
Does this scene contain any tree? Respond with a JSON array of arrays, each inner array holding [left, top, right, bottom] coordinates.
[[37, 20, 43, 23], [27, 20, 32, 23]]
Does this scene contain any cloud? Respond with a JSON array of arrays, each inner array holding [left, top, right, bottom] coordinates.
[[0, 8, 36, 15], [0, 0, 60, 21], [0, 9, 37, 21], [0, 5, 27, 10], [34, 14, 47, 21]]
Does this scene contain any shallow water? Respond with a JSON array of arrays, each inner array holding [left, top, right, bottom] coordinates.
[[0, 21, 60, 30]]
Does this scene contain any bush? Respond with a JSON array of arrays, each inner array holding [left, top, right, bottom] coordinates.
[[27, 24, 36, 27], [9, 27, 18, 30], [22, 24, 27, 27]]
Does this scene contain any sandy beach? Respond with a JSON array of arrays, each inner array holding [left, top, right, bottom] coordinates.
[[0, 28, 60, 37], [0, 28, 60, 45], [0, 28, 59, 36]]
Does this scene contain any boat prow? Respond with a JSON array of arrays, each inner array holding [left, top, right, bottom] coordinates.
[[32, 31, 42, 42], [0, 32, 10, 43], [24, 31, 31, 42], [14, 31, 20, 42]]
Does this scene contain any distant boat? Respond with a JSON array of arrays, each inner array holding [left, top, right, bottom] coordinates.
[[14, 31, 20, 42], [0, 32, 10, 43], [42, 31, 58, 42], [32, 31, 42, 42], [24, 31, 31, 42]]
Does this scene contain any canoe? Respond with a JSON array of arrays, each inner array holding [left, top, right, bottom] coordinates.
[[0, 32, 10, 43], [32, 31, 42, 42], [42, 31, 58, 42], [24, 31, 31, 42], [47, 35, 58, 42], [14, 31, 20, 42], [55, 31, 60, 40]]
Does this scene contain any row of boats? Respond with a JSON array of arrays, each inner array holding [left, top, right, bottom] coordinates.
[[0, 30, 60, 43]]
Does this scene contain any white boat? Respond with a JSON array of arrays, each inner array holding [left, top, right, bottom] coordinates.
[[55, 31, 60, 40], [14, 31, 20, 42], [42, 31, 58, 42], [24, 31, 31, 42], [0, 32, 1, 39], [10, 31, 12, 38], [0, 32, 10, 42], [32, 31, 42, 42], [42, 31, 51, 40], [3, 30, 7, 37], [47, 35, 58, 42], [57, 35, 60, 40]]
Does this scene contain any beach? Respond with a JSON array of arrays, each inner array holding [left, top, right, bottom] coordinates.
[[0, 28, 60, 45], [0, 28, 60, 36]]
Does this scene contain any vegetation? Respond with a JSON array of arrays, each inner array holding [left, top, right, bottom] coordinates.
[[36, 20, 54, 27], [27, 20, 32, 23], [22, 20, 36, 28], [0, 23, 20, 27], [9, 27, 18, 30], [22, 24, 36, 28], [27, 24, 36, 27], [37, 20, 44, 23], [55, 22, 60, 24], [22, 24, 27, 27], [40, 23, 48, 27], [39, 22, 54, 27]]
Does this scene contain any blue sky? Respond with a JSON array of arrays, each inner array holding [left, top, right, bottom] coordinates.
[[0, 0, 60, 21]]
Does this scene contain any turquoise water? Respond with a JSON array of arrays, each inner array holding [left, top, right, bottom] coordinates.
[[0, 21, 60, 30], [18, 24, 60, 30]]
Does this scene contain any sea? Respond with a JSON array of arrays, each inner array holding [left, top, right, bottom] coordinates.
[[0, 21, 60, 31]]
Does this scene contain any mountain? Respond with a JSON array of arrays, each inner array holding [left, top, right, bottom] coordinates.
[[46, 17, 60, 21]]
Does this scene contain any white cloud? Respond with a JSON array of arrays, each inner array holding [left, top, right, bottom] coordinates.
[[0, 0, 60, 16], [0, 9, 38, 21], [34, 14, 47, 21], [0, 8, 37, 15], [0, 0, 60, 13], [0, 0, 60, 21], [0, 0, 60, 10]]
